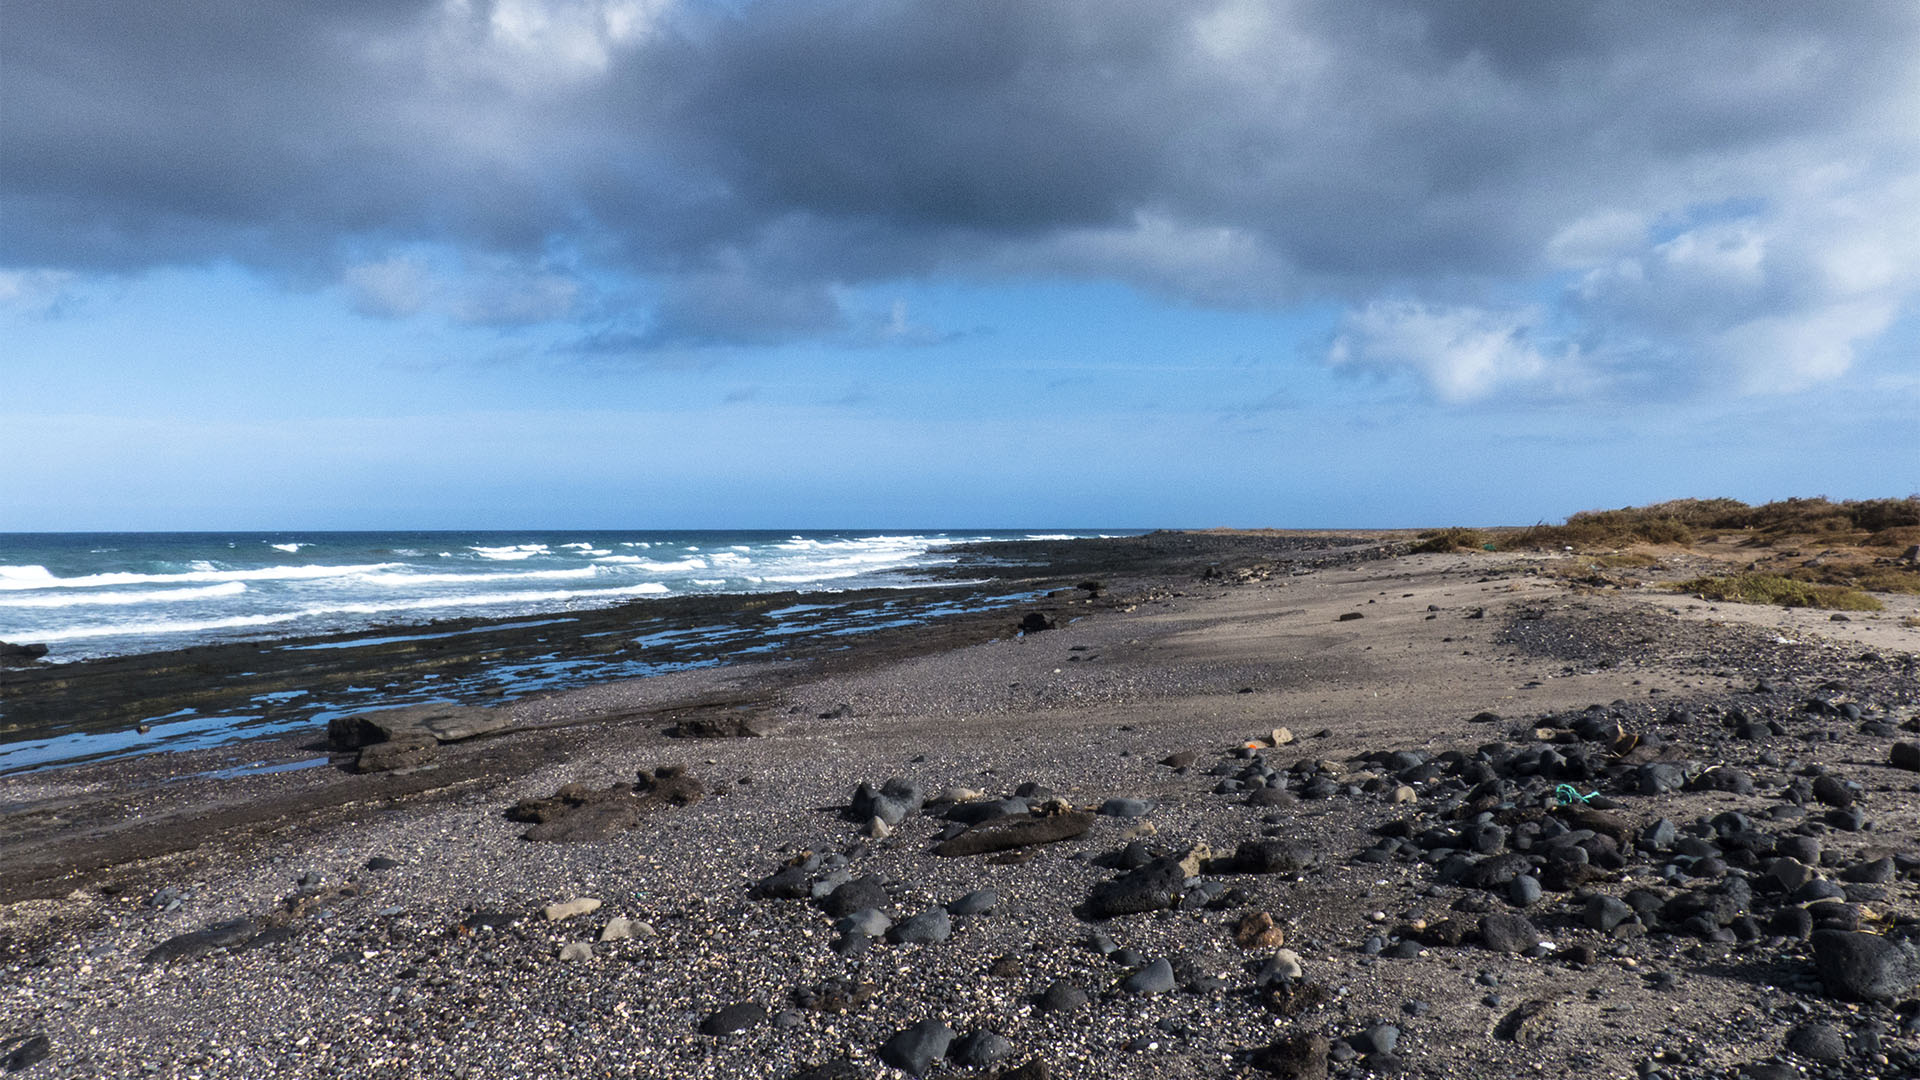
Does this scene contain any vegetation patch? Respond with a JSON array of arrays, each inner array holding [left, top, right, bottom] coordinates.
[[1409, 528, 1488, 553], [1581, 552, 1661, 569], [1781, 563, 1920, 596], [1674, 574, 1883, 611]]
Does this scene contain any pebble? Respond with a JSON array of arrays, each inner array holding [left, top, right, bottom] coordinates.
[[950, 1030, 1013, 1069], [1121, 957, 1175, 995], [877, 1018, 953, 1077], [947, 889, 1001, 916], [1784, 1021, 1846, 1063], [1097, 797, 1156, 818], [699, 1001, 767, 1036], [542, 897, 601, 922], [1039, 981, 1089, 1012], [887, 908, 952, 944]]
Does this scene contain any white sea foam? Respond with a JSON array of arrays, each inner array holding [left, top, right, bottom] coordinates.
[[16, 583, 673, 642], [690, 578, 726, 586], [268, 542, 309, 553], [353, 566, 599, 586], [0, 582, 248, 609], [1024, 534, 1078, 540], [470, 544, 551, 560], [0, 562, 404, 591], [592, 556, 708, 572]]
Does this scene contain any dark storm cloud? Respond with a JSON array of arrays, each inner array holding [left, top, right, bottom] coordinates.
[[4, 1, 1917, 384]]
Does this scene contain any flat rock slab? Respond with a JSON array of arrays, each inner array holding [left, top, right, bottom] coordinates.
[[328, 704, 508, 749], [935, 811, 1094, 857], [507, 767, 707, 842], [141, 918, 259, 965], [668, 712, 783, 738]]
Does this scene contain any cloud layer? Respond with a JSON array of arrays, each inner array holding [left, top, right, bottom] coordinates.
[[5, 0, 1916, 394]]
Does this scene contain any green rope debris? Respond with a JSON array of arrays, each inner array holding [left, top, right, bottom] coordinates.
[[1554, 783, 1599, 806]]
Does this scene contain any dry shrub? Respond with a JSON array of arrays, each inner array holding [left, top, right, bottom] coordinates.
[[1504, 495, 1918, 550], [1410, 527, 1487, 553], [1864, 525, 1920, 548], [1675, 574, 1883, 611]]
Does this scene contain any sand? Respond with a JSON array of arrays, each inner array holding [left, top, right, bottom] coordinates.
[[2, 538, 1918, 1079]]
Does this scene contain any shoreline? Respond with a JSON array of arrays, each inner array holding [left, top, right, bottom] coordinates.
[[3, 536, 1918, 1078], [0, 532, 1383, 773]]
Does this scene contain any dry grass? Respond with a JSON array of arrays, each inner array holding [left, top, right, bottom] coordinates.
[[1674, 574, 1884, 611]]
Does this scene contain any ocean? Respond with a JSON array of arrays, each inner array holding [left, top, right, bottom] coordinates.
[[0, 529, 1113, 661], [0, 530, 1122, 772]]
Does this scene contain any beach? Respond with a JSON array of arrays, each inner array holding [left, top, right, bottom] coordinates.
[[3, 533, 1919, 1079]]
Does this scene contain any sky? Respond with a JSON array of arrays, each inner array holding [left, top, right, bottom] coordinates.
[[3, 0, 1917, 531]]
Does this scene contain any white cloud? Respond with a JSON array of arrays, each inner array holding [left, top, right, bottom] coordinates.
[[343, 256, 435, 318], [1331, 302, 1564, 403], [0, 268, 79, 315]]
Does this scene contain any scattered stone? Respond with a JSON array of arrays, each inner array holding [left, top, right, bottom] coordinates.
[[820, 876, 890, 918], [1235, 911, 1287, 949], [1098, 797, 1156, 818], [993, 1060, 1050, 1080], [947, 889, 1001, 916], [1229, 838, 1318, 875], [1494, 999, 1558, 1045], [1265, 949, 1305, 982], [557, 941, 593, 961], [1038, 981, 1089, 1013], [878, 1019, 954, 1077], [951, 1030, 1014, 1069], [1890, 742, 1920, 772], [936, 811, 1095, 857], [1478, 913, 1541, 954], [1121, 957, 1175, 995], [1784, 1022, 1846, 1063], [363, 856, 401, 872], [1811, 930, 1916, 1001], [1251, 1032, 1329, 1080], [838, 908, 892, 938], [887, 908, 953, 945], [1082, 856, 1191, 918], [1352, 1024, 1399, 1056], [699, 1001, 767, 1036], [1, 1034, 51, 1073], [1583, 895, 1634, 933], [543, 897, 601, 921]]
